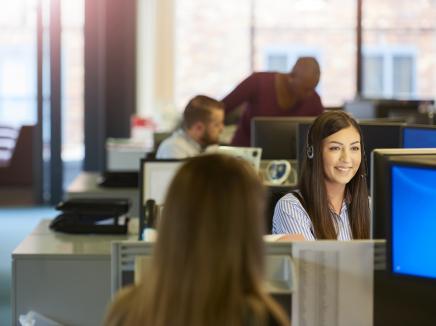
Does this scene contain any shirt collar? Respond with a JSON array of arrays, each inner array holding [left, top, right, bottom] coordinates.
[[176, 128, 202, 152]]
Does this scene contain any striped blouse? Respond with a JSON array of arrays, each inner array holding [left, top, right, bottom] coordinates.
[[272, 193, 353, 240]]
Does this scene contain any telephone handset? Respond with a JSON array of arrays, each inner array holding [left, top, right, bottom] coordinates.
[[50, 198, 130, 234]]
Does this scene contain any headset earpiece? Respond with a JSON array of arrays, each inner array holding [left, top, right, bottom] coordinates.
[[306, 145, 314, 159], [305, 123, 315, 160]]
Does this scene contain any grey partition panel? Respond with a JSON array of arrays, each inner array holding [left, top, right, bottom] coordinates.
[[111, 241, 155, 295], [111, 241, 386, 295], [111, 241, 297, 295]]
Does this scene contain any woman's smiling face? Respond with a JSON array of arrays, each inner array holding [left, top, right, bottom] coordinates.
[[322, 125, 362, 189]]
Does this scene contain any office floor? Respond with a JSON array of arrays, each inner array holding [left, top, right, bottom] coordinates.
[[0, 206, 57, 325]]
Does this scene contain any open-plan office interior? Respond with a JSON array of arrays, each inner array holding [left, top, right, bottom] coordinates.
[[1, 0, 436, 325]]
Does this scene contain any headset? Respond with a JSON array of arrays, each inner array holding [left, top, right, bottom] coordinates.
[[306, 123, 314, 159], [306, 144, 314, 159]]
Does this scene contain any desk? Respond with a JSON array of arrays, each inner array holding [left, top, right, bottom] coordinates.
[[67, 172, 139, 217], [12, 219, 138, 326]]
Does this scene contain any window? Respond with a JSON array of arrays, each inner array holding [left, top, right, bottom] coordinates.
[[294, 0, 327, 11], [363, 55, 384, 97], [0, 1, 37, 126], [393, 55, 414, 96], [168, 0, 356, 121], [363, 48, 416, 98], [266, 54, 288, 73], [263, 47, 321, 73], [263, 47, 322, 94], [363, 0, 435, 100]]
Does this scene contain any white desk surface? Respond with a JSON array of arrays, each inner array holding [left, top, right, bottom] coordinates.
[[12, 218, 140, 326], [13, 219, 139, 257]]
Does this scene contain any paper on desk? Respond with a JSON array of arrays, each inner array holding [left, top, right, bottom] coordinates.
[[291, 241, 374, 326]]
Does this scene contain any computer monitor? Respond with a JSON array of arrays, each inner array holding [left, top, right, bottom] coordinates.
[[383, 156, 436, 280], [139, 159, 183, 205], [371, 149, 436, 239], [401, 125, 436, 148], [359, 122, 403, 188], [251, 117, 315, 160], [372, 153, 436, 324], [139, 159, 183, 238]]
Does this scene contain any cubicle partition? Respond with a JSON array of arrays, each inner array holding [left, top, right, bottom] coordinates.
[[112, 240, 385, 325]]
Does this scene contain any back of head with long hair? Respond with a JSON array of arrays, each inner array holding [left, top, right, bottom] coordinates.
[[116, 154, 289, 326], [299, 111, 370, 239]]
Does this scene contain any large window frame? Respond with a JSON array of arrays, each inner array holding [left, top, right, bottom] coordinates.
[[363, 46, 417, 99]]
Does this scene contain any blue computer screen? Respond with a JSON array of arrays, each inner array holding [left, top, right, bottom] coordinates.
[[391, 165, 436, 279], [403, 128, 436, 148]]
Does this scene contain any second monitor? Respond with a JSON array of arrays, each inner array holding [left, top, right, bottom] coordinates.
[[401, 125, 436, 148], [251, 117, 315, 160]]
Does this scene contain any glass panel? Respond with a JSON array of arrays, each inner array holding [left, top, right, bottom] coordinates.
[[42, 0, 51, 202], [174, 0, 252, 110], [0, 0, 38, 126], [254, 0, 355, 107], [267, 54, 288, 72], [174, 0, 355, 112], [393, 55, 413, 97], [61, 0, 84, 188], [363, 55, 384, 97], [363, 0, 436, 100]]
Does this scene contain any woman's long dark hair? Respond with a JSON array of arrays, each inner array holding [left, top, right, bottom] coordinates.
[[299, 111, 370, 239]]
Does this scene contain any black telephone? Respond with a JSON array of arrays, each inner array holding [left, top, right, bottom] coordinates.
[[50, 198, 130, 234], [138, 199, 158, 240]]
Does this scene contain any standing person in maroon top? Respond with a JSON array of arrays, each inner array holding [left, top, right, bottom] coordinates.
[[222, 56, 324, 146]]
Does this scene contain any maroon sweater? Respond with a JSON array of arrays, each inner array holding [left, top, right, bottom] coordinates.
[[222, 72, 324, 146]]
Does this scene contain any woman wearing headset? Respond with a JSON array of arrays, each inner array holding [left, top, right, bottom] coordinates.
[[272, 111, 370, 240]]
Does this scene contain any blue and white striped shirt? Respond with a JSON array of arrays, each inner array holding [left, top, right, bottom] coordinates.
[[272, 193, 353, 240]]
